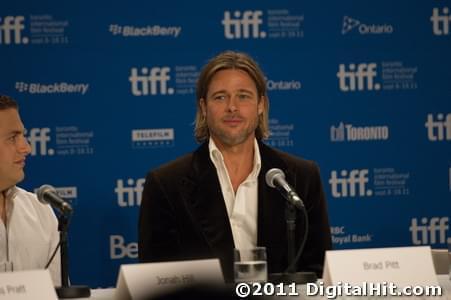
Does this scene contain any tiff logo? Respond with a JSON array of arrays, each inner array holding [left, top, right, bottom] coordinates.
[[425, 113, 451, 141], [115, 178, 145, 207], [431, 7, 451, 35], [222, 10, 266, 39], [410, 217, 450, 245], [27, 128, 54, 156], [0, 16, 28, 45], [337, 63, 381, 92], [329, 169, 372, 198], [129, 67, 174, 96]]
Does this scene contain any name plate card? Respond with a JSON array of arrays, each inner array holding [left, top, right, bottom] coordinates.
[[322, 246, 438, 287], [114, 259, 224, 300], [0, 270, 57, 300]]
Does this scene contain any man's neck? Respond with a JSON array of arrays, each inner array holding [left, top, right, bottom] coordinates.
[[0, 190, 7, 225], [213, 137, 256, 192]]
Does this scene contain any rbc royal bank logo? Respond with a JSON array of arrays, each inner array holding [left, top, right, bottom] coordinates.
[[425, 113, 451, 141], [430, 7, 451, 36], [0, 16, 29, 45], [221, 10, 266, 39], [115, 178, 145, 207], [129, 67, 174, 96], [26, 128, 54, 156], [329, 169, 372, 198], [409, 217, 450, 245], [337, 63, 381, 92]]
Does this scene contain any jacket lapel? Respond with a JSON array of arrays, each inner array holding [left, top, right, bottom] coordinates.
[[179, 143, 235, 254], [257, 142, 295, 249]]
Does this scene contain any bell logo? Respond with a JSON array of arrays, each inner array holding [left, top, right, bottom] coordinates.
[[409, 217, 450, 245], [431, 7, 451, 36], [129, 67, 174, 96], [0, 16, 28, 45], [27, 128, 53, 156], [115, 178, 145, 207], [110, 235, 138, 259], [329, 169, 372, 198], [337, 63, 381, 92], [222, 10, 266, 39], [425, 113, 451, 141]]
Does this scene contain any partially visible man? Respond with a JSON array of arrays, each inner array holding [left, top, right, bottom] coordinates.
[[138, 51, 332, 282], [0, 95, 61, 285]]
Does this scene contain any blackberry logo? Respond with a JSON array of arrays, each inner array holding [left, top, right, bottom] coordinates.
[[15, 82, 28, 92], [109, 24, 122, 35]]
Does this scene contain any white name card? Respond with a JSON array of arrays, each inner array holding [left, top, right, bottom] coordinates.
[[322, 246, 438, 287], [114, 259, 224, 300], [0, 270, 57, 300]]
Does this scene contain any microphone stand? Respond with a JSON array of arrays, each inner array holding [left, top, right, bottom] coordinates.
[[56, 214, 91, 298], [268, 202, 317, 284]]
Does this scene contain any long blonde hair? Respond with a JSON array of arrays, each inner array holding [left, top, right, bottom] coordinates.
[[194, 51, 270, 143]]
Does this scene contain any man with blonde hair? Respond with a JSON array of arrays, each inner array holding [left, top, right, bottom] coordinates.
[[139, 51, 331, 282], [0, 95, 60, 285]]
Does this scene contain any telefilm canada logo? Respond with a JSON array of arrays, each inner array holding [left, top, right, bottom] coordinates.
[[33, 186, 78, 205], [221, 9, 304, 40], [131, 128, 175, 148]]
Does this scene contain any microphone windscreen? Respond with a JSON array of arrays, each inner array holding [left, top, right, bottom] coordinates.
[[265, 168, 285, 188]]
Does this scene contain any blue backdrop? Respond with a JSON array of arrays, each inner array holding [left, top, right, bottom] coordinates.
[[0, 0, 450, 287]]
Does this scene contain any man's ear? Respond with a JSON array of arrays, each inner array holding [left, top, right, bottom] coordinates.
[[258, 96, 265, 115], [200, 98, 206, 117]]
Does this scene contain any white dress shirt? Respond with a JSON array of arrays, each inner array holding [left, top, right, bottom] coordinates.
[[0, 186, 61, 285], [208, 138, 261, 250]]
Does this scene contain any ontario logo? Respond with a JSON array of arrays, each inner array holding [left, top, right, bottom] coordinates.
[[341, 16, 393, 35]]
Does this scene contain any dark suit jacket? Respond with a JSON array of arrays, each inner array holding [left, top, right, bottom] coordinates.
[[138, 141, 332, 282]]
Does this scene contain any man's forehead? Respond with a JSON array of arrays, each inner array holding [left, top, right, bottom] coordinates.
[[0, 109, 25, 133]]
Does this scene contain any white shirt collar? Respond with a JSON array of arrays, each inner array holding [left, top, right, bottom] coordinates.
[[208, 138, 261, 180]]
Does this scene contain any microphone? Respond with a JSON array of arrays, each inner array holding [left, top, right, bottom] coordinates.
[[265, 168, 304, 210], [37, 185, 73, 215]]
